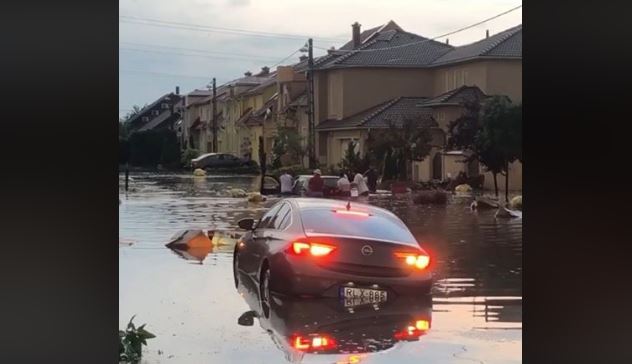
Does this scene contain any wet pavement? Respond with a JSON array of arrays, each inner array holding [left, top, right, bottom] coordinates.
[[119, 173, 522, 363]]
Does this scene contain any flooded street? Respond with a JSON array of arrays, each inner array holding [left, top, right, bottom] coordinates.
[[119, 173, 522, 363]]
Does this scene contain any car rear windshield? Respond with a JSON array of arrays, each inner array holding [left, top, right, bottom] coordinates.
[[299, 209, 417, 244]]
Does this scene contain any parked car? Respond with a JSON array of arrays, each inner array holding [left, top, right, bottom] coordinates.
[[233, 198, 433, 310], [191, 153, 249, 169], [261, 175, 281, 195], [292, 174, 341, 196], [235, 269, 432, 358]]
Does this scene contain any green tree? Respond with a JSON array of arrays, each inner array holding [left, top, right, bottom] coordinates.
[[340, 140, 369, 174], [272, 126, 306, 169], [368, 118, 435, 181], [447, 96, 522, 200], [123, 105, 145, 121]]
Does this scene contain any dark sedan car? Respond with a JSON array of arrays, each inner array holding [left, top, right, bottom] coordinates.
[[233, 198, 433, 308], [235, 268, 432, 361], [292, 174, 341, 196]]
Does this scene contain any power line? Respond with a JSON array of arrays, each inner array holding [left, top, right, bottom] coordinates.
[[120, 41, 286, 60], [119, 15, 347, 43], [272, 48, 302, 67], [120, 69, 214, 80], [314, 4, 522, 53], [119, 47, 279, 62]]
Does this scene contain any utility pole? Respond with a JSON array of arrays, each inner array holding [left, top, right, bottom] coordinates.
[[212, 77, 218, 153], [306, 38, 316, 169]]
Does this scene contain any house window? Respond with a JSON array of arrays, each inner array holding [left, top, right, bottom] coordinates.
[[161, 103, 169, 109], [141, 116, 149, 122]]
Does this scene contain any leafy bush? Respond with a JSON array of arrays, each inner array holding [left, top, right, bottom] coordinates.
[[119, 316, 156, 363], [128, 130, 181, 167], [339, 141, 369, 175], [181, 148, 199, 167]]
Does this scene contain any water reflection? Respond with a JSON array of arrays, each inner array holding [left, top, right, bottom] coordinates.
[[236, 271, 433, 363], [120, 173, 521, 362]]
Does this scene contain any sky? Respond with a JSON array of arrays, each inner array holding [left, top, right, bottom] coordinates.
[[119, 0, 522, 118]]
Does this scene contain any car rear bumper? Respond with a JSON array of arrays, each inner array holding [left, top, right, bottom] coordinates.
[[270, 254, 433, 298]]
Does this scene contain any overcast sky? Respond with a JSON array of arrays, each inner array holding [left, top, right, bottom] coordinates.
[[119, 0, 522, 117]]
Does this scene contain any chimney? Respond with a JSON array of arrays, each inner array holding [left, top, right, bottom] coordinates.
[[327, 46, 336, 55], [352, 22, 361, 49], [175, 86, 180, 95], [244, 71, 252, 76], [446, 38, 449, 45], [486, 29, 489, 38], [299, 55, 308, 61]]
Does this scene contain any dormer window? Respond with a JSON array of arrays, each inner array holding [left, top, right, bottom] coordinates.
[[152, 110, 160, 116], [161, 103, 169, 109], [141, 116, 149, 122]]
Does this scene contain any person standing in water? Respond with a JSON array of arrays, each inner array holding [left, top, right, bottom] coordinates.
[[279, 170, 294, 196], [337, 172, 351, 197], [307, 169, 324, 197], [364, 166, 378, 193], [354, 171, 369, 196]]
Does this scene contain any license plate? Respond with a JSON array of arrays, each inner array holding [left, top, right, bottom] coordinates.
[[340, 287, 387, 307]]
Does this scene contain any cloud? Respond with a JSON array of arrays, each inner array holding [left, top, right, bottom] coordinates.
[[227, 0, 250, 6]]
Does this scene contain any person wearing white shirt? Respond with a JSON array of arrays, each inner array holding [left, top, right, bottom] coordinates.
[[336, 172, 351, 196], [354, 172, 369, 196], [279, 171, 294, 195]]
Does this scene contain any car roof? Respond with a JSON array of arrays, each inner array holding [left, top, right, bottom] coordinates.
[[284, 198, 397, 218], [193, 153, 217, 159]]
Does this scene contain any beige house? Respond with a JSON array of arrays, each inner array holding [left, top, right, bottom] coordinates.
[[181, 70, 274, 158], [307, 21, 521, 190]]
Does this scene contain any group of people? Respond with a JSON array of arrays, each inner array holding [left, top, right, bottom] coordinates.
[[278, 167, 379, 198]]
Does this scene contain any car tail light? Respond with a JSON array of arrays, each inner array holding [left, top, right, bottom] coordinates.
[[290, 241, 336, 257], [393, 319, 430, 340], [394, 252, 430, 270], [291, 334, 336, 351]]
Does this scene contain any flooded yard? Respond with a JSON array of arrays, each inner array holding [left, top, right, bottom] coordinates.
[[119, 173, 522, 363]]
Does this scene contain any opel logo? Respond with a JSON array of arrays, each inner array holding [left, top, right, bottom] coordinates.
[[361, 245, 374, 256]]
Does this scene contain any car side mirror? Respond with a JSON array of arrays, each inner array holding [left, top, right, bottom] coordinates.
[[238, 218, 255, 230], [237, 310, 258, 326]]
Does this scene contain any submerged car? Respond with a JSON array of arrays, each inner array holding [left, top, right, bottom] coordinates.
[[233, 198, 433, 308], [235, 269, 432, 361], [190, 153, 250, 169], [292, 174, 341, 196]]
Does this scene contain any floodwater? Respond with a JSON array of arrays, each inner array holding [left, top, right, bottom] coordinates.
[[119, 173, 522, 363]]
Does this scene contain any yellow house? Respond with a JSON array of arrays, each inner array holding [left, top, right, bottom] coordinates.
[[308, 21, 521, 190]]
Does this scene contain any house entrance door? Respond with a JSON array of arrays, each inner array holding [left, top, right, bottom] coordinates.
[[432, 153, 442, 180]]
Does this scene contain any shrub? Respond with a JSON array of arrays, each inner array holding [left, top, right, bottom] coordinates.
[[181, 148, 199, 167], [119, 316, 156, 363]]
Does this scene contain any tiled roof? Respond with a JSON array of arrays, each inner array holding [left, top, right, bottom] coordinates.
[[126, 93, 180, 124], [293, 22, 521, 71], [362, 97, 435, 128], [288, 92, 307, 107], [316, 97, 436, 130], [137, 111, 180, 132], [316, 100, 392, 130], [243, 73, 277, 95], [236, 107, 254, 126], [316, 29, 453, 69], [316, 86, 486, 131], [422, 85, 487, 106], [430, 25, 522, 66]]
